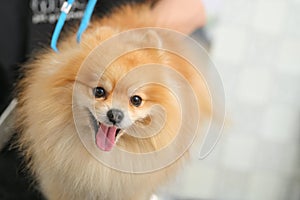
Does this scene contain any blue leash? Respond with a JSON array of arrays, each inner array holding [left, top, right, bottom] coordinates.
[[51, 0, 98, 52], [77, 0, 98, 42]]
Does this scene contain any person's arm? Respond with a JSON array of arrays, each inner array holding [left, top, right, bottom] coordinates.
[[152, 0, 206, 34]]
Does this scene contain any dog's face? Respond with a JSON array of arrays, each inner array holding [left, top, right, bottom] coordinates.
[[67, 29, 209, 154], [71, 34, 180, 153], [87, 50, 174, 152]]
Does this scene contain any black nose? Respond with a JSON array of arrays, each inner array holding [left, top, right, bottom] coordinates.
[[107, 109, 124, 124]]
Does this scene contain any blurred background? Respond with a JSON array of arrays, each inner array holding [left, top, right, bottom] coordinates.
[[161, 0, 300, 199], [0, 0, 299, 199]]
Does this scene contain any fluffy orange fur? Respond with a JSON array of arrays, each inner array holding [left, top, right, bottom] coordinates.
[[17, 3, 210, 200]]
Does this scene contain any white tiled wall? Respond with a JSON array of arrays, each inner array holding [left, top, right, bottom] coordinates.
[[161, 0, 300, 199], [253, 1, 287, 35]]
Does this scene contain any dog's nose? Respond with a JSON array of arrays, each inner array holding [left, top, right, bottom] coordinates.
[[107, 109, 124, 124]]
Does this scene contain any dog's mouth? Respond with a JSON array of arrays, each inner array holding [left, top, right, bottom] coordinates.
[[89, 110, 122, 152], [95, 123, 122, 151]]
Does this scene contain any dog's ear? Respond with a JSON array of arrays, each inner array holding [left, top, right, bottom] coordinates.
[[140, 30, 162, 49]]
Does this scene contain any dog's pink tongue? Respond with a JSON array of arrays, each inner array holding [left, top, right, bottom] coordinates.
[[96, 124, 117, 151]]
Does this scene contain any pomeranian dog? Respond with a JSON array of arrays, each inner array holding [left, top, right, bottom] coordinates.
[[17, 2, 210, 200]]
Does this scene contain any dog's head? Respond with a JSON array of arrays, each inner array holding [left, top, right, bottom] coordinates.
[[56, 28, 210, 154]]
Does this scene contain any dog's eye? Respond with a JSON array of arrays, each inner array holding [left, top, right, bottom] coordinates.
[[130, 95, 142, 107], [93, 87, 106, 98]]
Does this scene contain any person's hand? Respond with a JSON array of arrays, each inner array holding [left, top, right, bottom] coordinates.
[[152, 0, 206, 34]]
